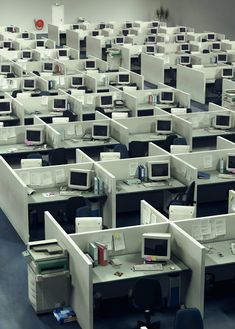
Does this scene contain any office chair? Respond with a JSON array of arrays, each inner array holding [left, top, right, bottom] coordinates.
[[174, 308, 203, 329], [49, 148, 67, 165], [206, 78, 222, 105], [202, 49, 209, 53], [113, 144, 129, 159], [173, 137, 187, 145], [130, 278, 162, 329], [129, 141, 148, 158], [63, 109, 77, 122], [12, 89, 22, 98], [6, 73, 15, 78], [168, 181, 195, 207], [27, 153, 48, 166], [32, 70, 40, 76], [163, 134, 178, 152], [166, 67, 176, 87]]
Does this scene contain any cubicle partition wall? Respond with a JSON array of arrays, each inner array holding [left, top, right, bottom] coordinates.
[[148, 142, 169, 156], [76, 148, 94, 163], [141, 53, 164, 84], [228, 190, 235, 213], [48, 24, 60, 46], [110, 119, 129, 147], [86, 36, 103, 59], [140, 200, 168, 224], [172, 115, 193, 150], [216, 136, 235, 150], [66, 30, 80, 52]]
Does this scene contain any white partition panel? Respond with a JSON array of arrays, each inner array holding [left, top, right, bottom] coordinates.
[[120, 46, 131, 70], [148, 142, 169, 156], [48, 24, 59, 46], [216, 136, 235, 150], [86, 36, 102, 59], [45, 212, 93, 329], [66, 30, 80, 50], [141, 200, 168, 224], [228, 190, 235, 213], [110, 120, 128, 147], [141, 53, 164, 85], [76, 149, 94, 163]]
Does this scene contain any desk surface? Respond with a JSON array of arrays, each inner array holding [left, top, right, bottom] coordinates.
[[93, 253, 188, 284], [0, 143, 50, 155], [197, 170, 235, 186], [204, 240, 235, 267], [60, 136, 119, 149], [129, 132, 173, 142], [193, 127, 235, 138]]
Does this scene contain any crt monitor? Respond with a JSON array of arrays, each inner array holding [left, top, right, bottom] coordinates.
[[226, 154, 235, 172], [0, 100, 12, 115], [36, 40, 45, 47], [125, 22, 133, 28], [3, 41, 12, 48], [71, 75, 84, 87], [213, 114, 232, 129], [147, 160, 170, 181], [217, 53, 228, 63], [150, 28, 158, 34], [175, 34, 186, 43], [53, 98, 67, 112], [211, 42, 221, 51], [99, 95, 113, 108], [58, 49, 68, 57], [91, 30, 100, 36], [43, 62, 54, 72], [180, 43, 190, 52], [122, 29, 129, 36], [222, 68, 234, 79], [85, 60, 96, 70], [6, 26, 14, 32], [145, 45, 155, 54], [99, 23, 106, 29], [155, 118, 172, 134], [207, 33, 216, 41], [23, 78, 36, 90], [0, 64, 11, 74], [21, 32, 29, 39], [142, 233, 171, 262], [68, 168, 92, 190], [159, 91, 174, 104], [115, 37, 124, 44], [151, 21, 159, 27], [92, 123, 110, 140], [22, 50, 32, 60], [179, 55, 191, 65], [179, 26, 187, 33], [25, 128, 44, 145], [146, 35, 156, 43], [73, 24, 79, 30], [118, 73, 130, 85]]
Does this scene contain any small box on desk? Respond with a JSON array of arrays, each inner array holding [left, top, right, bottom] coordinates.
[[53, 306, 77, 324]]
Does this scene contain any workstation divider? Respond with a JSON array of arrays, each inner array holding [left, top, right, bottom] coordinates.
[[110, 119, 129, 147], [141, 53, 164, 84], [76, 148, 94, 163], [140, 200, 168, 224], [86, 36, 102, 59], [228, 190, 235, 213], [148, 142, 169, 156], [48, 24, 60, 46], [66, 30, 80, 52], [216, 136, 235, 150], [172, 115, 193, 150]]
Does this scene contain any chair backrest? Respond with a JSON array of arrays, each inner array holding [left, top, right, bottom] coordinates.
[[113, 144, 129, 159], [164, 134, 178, 152], [132, 278, 162, 311], [184, 181, 195, 206], [173, 137, 187, 145], [65, 196, 87, 222], [169, 205, 196, 220], [174, 308, 203, 329], [12, 89, 22, 98], [49, 148, 67, 165], [129, 141, 148, 158]]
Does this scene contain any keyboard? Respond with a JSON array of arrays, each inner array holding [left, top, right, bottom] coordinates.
[[218, 174, 235, 179], [143, 181, 166, 188], [59, 190, 82, 196], [133, 263, 163, 271]]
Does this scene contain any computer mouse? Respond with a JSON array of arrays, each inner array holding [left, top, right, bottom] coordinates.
[[170, 266, 175, 270]]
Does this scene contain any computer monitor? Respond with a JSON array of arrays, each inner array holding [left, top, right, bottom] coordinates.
[[58, 49, 68, 58], [92, 123, 110, 140], [150, 28, 158, 34], [100, 152, 120, 161], [118, 73, 130, 85], [147, 160, 170, 181], [85, 59, 96, 70], [71, 75, 84, 87], [43, 62, 54, 72], [159, 91, 174, 104], [21, 32, 29, 39], [68, 168, 92, 190], [213, 114, 232, 129], [73, 24, 79, 30], [99, 95, 113, 108], [125, 22, 133, 28], [122, 29, 129, 36], [99, 23, 106, 29], [53, 98, 67, 112], [75, 217, 102, 233], [151, 21, 159, 27], [111, 112, 128, 119], [0, 64, 11, 74], [0, 100, 12, 115], [179, 55, 191, 65], [21, 158, 42, 168], [211, 42, 221, 51], [175, 34, 186, 43], [3, 41, 12, 48], [222, 68, 234, 79], [115, 37, 124, 44], [142, 233, 171, 262], [180, 43, 190, 52], [145, 45, 156, 54], [6, 26, 14, 33], [146, 35, 156, 43], [179, 26, 187, 33], [23, 78, 36, 91], [226, 154, 235, 172], [155, 118, 172, 134], [25, 128, 44, 145], [91, 30, 100, 36], [207, 33, 216, 41], [21, 50, 32, 60], [52, 117, 69, 123], [217, 53, 228, 63], [36, 40, 45, 47]]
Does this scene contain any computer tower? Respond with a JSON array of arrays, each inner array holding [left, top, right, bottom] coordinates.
[[168, 274, 180, 308]]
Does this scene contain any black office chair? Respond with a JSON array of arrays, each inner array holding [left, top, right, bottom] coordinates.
[[49, 148, 67, 165], [113, 144, 129, 159], [174, 308, 203, 329], [130, 278, 162, 329], [12, 89, 22, 98], [7, 73, 15, 78], [166, 67, 177, 87], [202, 49, 209, 53], [169, 181, 195, 207], [129, 141, 148, 158], [32, 70, 40, 76], [173, 137, 187, 145], [206, 78, 222, 105], [163, 134, 178, 152]]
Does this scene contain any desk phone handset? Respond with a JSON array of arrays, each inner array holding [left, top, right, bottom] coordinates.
[[114, 100, 124, 108], [231, 243, 235, 255]]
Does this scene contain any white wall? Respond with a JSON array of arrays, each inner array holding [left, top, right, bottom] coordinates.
[[1, 0, 159, 31], [162, 0, 235, 39]]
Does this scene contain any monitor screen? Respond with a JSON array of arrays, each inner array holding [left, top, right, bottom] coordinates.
[[115, 37, 124, 44], [85, 60, 96, 69], [179, 27, 187, 33], [207, 33, 216, 41], [226, 154, 235, 172], [73, 24, 79, 30], [155, 119, 172, 134], [92, 30, 99, 36], [6, 26, 14, 32], [99, 23, 106, 29], [137, 109, 154, 117], [92, 123, 109, 140], [3, 41, 12, 48], [213, 114, 231, 129], [147, 160, 170, 181], [22, 51, 32, 59], [142, 233, 171, 261], [180, 43, 190, 52], [159, 91, 174, 104], [151, 22, 159, 27], [58, 49, 68, 57], [125, 22, 133, 28], [222, 68, 234, 79], [0, 101, 11, 115], [43, 62, 54, 72], [71, 76, 84, 87], [122, 29, 129, 36], [180, 55, 191, 65], [146, 45, 155, 54], [211, 42, 221, 51], [217, 54, 228, 63], [150, 28, 158, 34], [23, 79, 36, 90], [146, 35, 156, 43], [36, 40, 45, 47], [68, 169, 91, 190], [25, 128, 44, 145], [99, 95, 113, 107], [176, 34, 185, 43], [21, 32, 29, 39], [1, 64, 11, 73], [118, 73, 130, 84], [53, 99, 67, 111]]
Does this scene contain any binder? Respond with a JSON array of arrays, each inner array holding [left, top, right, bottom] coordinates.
[[88, 242, 98, 266], [96, 243, 108, 266]]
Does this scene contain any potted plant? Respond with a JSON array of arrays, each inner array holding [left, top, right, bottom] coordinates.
[[156, 6, 169, 21]]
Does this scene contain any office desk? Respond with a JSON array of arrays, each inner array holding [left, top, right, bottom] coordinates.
[[129, 132, 167, 143], [116, 178, 185, 213], [192, 128, 235, 149], [0, 114, 20, 126]]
